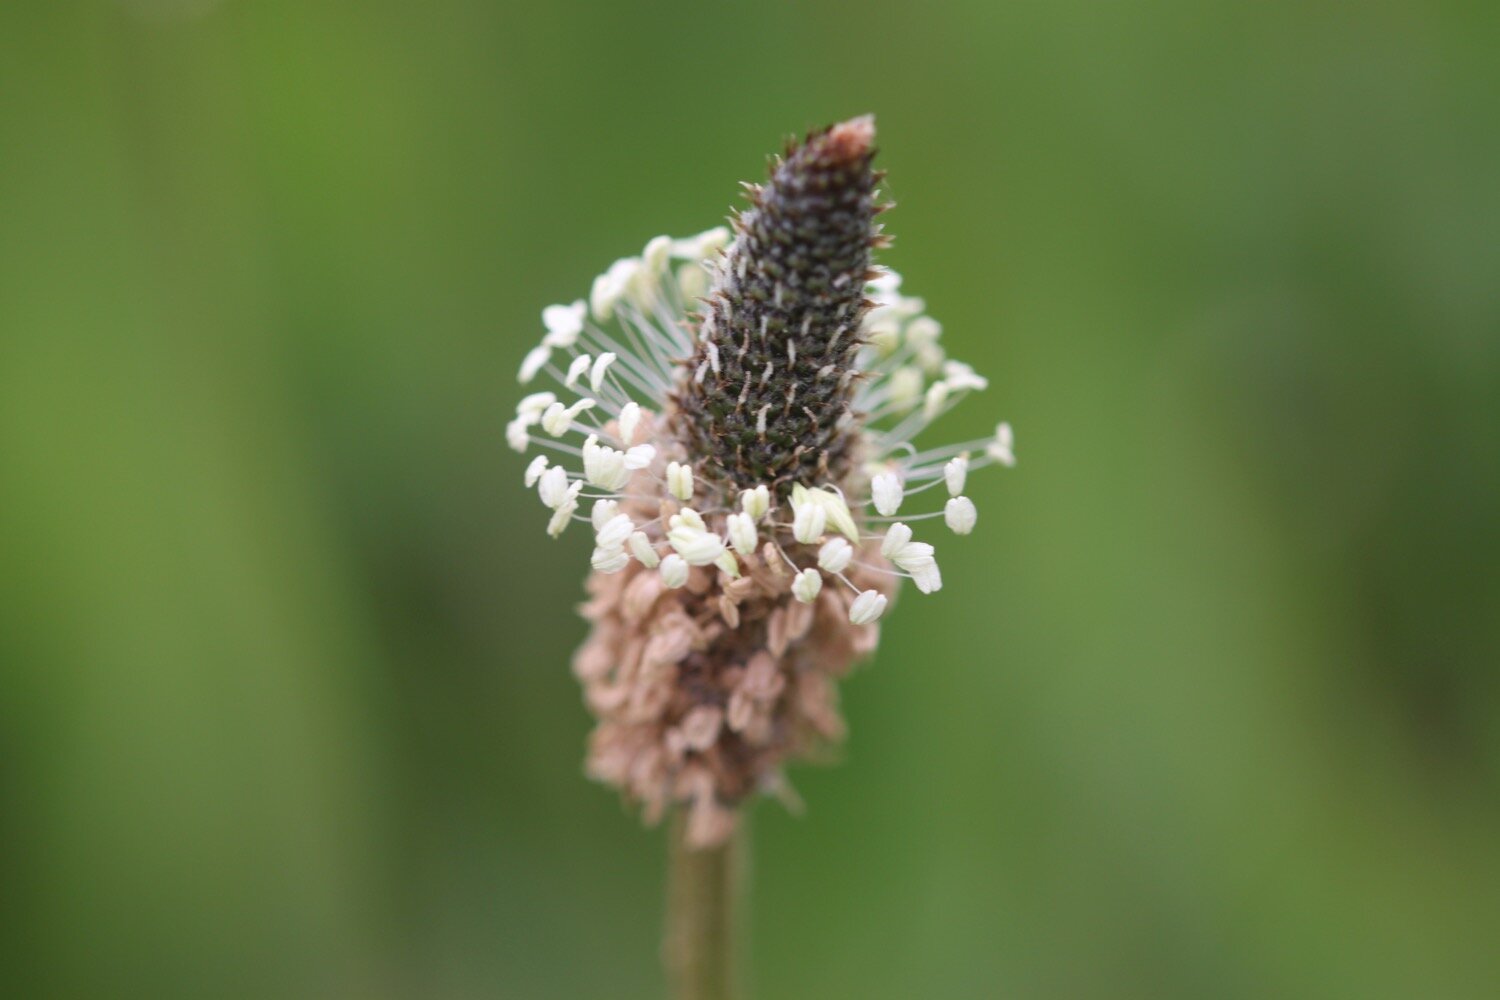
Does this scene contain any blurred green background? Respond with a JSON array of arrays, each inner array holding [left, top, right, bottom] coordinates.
[[3, 1, 1498, 997]]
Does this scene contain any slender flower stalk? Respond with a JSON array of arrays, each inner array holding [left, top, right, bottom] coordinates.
[[509, 116, 1016, 993], [663, 815, 744, 1000]]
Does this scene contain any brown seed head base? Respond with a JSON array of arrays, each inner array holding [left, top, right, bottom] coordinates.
[[575, 410, 894, 847]]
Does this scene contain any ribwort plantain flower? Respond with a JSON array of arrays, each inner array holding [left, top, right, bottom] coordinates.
[[511, 116, 1015, 847]]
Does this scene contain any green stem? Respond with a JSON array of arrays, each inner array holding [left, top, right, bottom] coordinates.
[[663, 811, 745, 1000]]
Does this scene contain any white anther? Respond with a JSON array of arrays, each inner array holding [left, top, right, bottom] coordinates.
[[518, 345, 551, 384], [628, 531, 660, 568], [922, 381, 950, 421], [881, 521, 941, 594], [590, 546, 630, 574], [848, 589, 888, 625], [667, 508, 725, 565], [642, 235, 672, 275], [987, 421, 1016, 467], [545, 482, 582, 538], [564, 354, 591, 389], [541, 398, 595, 436], [624, 444, 656, 470], [589, 257, 640, 321], [941, 360, 988, 392], [582, 434, 630, 491], [741, 485, 770, 522], [666, 461, 694, 502], [906, 315, 942, 346], [537, 465, 571, 509], [659, 554, 689, 589], [792, 568, 823, 604], [590, 499, 620, 531], [817, 537, 852, 574], [945, 496, 977, 535], [944, 454, 969, 497], [669, 226, 731, 260], [888, 366, 923, 411], [792, 502, 826, 544], [541, 301, 587, 348], [791, 484, 860, 542], [726, 512, 758, 556], [595, 513, 635, 550], [589, 352, 616, 393], [516, 391, 556, 416], [715, 550, 742, 579], [881, 522, 913, 557], [506, 417, 533, 452], [871, 472, 904, 516], [617, 402, 641, 445], [677, 262, 709, 300]]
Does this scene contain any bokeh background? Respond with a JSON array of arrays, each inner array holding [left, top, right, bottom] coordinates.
[[3, 1, 1498, 997]]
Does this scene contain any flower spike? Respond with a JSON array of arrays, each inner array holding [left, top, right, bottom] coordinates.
[[508, 116, 1017, 847]]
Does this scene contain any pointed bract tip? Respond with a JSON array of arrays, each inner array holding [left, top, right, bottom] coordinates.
[[826, 114, 876, 159]]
